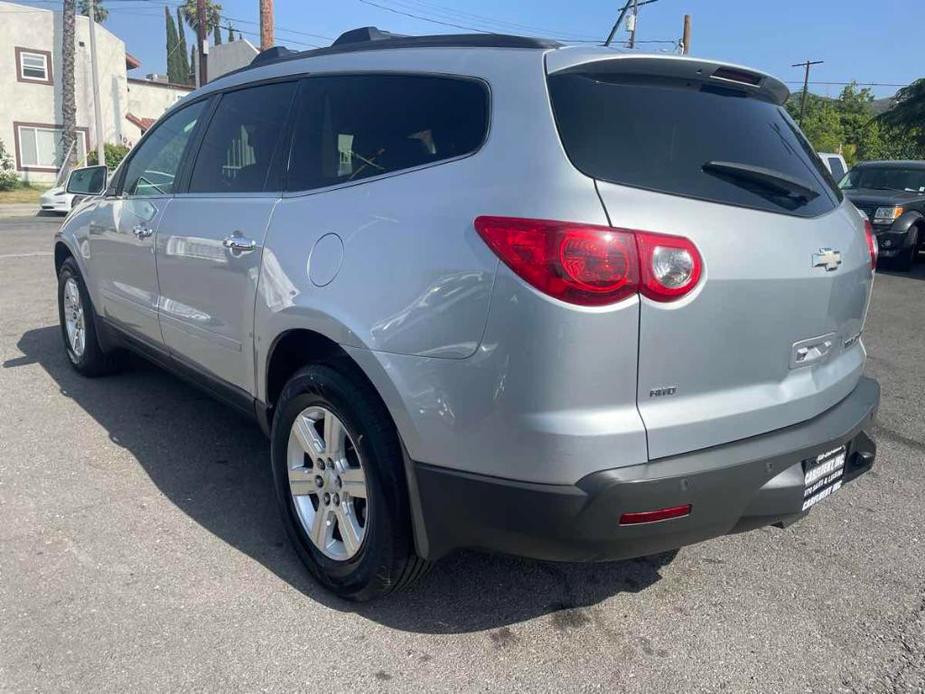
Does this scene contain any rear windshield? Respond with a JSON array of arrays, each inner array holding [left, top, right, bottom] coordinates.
[[548, 72, 842, 217]]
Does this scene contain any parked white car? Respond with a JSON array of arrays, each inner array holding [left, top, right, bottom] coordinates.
[[818, 152, 848, 181], [40, 186, 74, 214]]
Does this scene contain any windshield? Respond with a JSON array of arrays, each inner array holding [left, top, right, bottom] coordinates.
[[547, 72, 842, 218], [840, 166, 925, 193]]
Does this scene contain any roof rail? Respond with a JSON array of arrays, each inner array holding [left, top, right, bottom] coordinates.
[[250, 45, 298, 68], [241, 27, 561, 74], [332, 26, 408, 46]]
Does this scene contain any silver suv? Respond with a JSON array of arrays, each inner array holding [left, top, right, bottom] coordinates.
[[55, 29, 880, 600]]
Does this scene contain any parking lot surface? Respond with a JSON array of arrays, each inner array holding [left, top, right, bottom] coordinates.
[[0, 214, 923, 692]]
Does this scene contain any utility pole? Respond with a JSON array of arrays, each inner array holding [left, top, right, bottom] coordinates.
[[792, 59, 823, 126], [260, 0, 274, 50], [627, 0, 638, 49], [197, 0, 208, 86], [86, 0, 105, 166], [604, 0, 657, 47], [681, 14, 691, 55]]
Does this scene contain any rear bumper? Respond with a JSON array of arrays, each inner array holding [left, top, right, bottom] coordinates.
[[413, 376, 879, 561]]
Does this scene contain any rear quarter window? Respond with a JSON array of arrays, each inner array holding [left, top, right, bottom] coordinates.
[[547, 72, 842, 217], [287, 74, 488, 192]]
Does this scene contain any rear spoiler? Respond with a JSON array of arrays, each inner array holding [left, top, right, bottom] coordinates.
[[545, 48, 789, 105]]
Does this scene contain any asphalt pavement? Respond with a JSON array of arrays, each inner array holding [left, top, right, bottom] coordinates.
[[0, 214, 923, 692]]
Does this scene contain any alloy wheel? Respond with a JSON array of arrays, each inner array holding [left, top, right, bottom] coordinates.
[[287, 406, 369, 561]]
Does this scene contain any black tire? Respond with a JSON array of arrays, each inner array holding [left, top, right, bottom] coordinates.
[[270, 363, 429, 601], [893, 227, 920, 272], [57, 257, 120, 376]]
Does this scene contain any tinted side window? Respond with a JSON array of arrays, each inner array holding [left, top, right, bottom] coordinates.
[[827, 157, 846, 180], [189, 81, 296, 193], [287, 75, 488, 191], [548, 73, 842, 218], [122, 100, 206, 197]]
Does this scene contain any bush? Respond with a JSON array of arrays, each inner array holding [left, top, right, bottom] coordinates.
[[0, 138, 19, 191], [88, 142, 131, 170]]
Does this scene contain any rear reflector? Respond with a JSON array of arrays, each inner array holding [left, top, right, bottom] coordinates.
[[619, 504, 691, 525], [864, 219, 878, 271]]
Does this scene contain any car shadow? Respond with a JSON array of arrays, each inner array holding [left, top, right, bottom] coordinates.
[[876, 251, 925, 281], [3, 325, 675, 634]]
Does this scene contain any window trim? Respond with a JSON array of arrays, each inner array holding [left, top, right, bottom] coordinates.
[[281, 71, 492, 198], [15, 47, 53, 85], [13, 122, 88, 172]]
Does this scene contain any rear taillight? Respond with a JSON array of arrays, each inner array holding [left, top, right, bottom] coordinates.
[[635, 231, 703, 302], [474, 217, 638, 306], [864, 219, 878, 271], [474, 217, 702, 306]]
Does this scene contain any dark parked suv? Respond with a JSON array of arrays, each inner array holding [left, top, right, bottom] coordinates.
[[841, 160, 925, 270]]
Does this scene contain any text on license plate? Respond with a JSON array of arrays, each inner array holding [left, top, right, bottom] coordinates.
[[802, 445, 846, 511]]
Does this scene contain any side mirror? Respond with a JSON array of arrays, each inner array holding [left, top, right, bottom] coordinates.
[[66, 165, 108, 196]]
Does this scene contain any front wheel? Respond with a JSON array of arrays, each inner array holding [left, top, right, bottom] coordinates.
[[270, 363, 429, 601]]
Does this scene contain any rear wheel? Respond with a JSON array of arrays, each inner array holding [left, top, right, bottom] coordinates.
[[270, 363, 428, 600], [57, 258, 120, 376]]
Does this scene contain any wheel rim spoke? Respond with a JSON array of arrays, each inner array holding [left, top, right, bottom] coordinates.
[[323, 411, 346, 460], [288, 465, 316, 497], [340, 467, 367, 499], [292, 413, 324, 461], [63, 278, 85, 357], [310, 505, 333, 548], [335, 505, 362, 555]]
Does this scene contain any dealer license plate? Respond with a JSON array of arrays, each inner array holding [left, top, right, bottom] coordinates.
[[802, 445, 847, 511]]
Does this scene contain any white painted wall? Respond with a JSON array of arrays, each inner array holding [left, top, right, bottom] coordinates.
[[124, 78, 193, 144], [0, 1, 129, 182]]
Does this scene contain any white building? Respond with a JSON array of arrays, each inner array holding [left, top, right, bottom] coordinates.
[[0, 1, 193, 183]]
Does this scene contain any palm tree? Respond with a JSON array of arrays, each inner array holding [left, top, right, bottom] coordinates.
[[78, 0, 107, 23], [179, 0, 222, 37], [62, 0, 77, 168]]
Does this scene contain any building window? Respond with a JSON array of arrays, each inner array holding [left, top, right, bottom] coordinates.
[[15, 47, 53, 85], [14, 124, 87, 171]]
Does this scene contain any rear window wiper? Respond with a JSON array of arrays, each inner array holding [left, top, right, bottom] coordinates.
[[702, 160, 821, 201]]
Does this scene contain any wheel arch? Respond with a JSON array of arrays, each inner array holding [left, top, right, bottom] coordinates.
[[54, 240, 74, 275], [262, 327, 432, 558]]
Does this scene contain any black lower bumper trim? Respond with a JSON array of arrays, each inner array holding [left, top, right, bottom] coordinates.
[[413, 377, 880, 562]]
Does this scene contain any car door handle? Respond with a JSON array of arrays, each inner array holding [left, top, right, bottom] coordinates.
[[222, 234, 258, 255], [132, 224, 154, 239]]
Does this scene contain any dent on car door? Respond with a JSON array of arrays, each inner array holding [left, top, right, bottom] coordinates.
[[90, 99, 208, 346], [155, 81, 297, 394]]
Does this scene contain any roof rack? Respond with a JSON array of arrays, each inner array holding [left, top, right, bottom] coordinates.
[[245, 26, 560, 71]]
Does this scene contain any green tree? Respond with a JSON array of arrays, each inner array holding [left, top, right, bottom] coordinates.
[[87, 143, 130, 170], [800, 102, 844, 154], [165, 6, 184, 84], [226, 22, 234, 42], [180, 0, 222, 36], [176, 7, 191, 84], [879, 78, 925, 151], [78, 0, 107, 22], [0, 138, 19, 191]]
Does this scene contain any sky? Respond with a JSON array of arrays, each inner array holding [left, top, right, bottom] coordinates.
[[18, 0, 923, 99]]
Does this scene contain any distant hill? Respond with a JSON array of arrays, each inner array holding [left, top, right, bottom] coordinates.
[[870, 96, 894, 116]]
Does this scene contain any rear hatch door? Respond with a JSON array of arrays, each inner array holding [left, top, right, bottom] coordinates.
[[547, 53, 874, 458]]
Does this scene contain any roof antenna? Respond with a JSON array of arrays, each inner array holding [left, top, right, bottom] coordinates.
[[604, 0, 658, 47]]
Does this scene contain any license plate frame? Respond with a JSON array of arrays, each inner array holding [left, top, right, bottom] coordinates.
[[802, 444, 848, 511]]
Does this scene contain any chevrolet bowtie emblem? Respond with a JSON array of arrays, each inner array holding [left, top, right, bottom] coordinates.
[[812, 248, 842, 272]]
